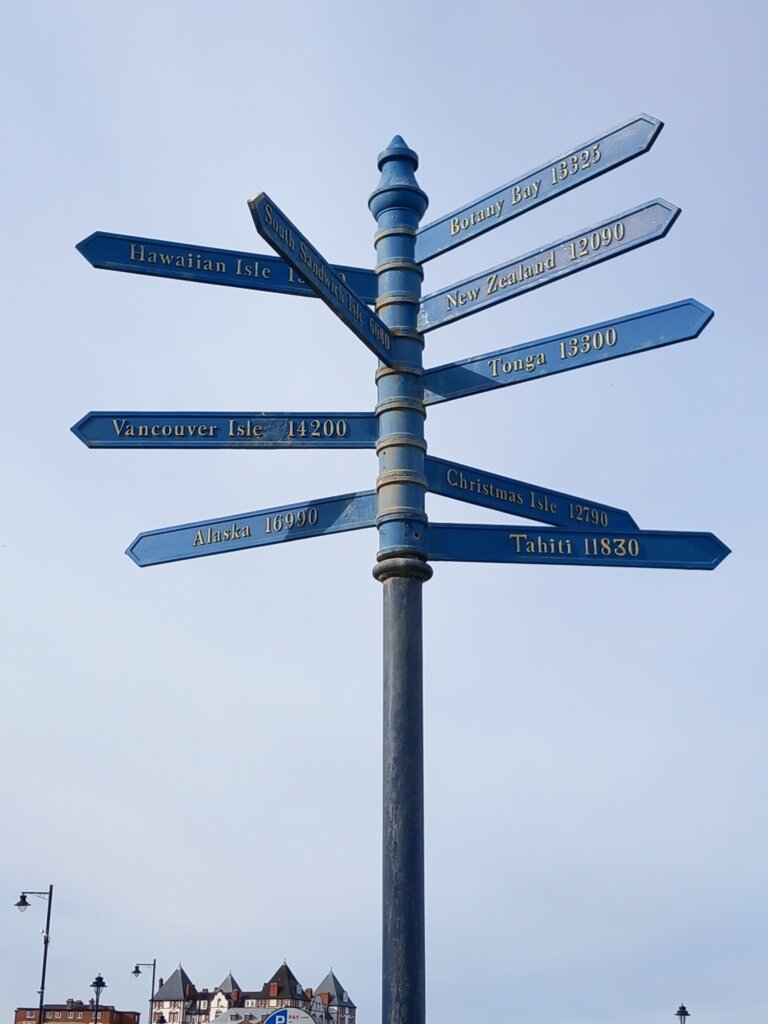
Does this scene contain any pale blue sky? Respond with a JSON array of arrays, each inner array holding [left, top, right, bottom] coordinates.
[[1, 3, 765, 1024]]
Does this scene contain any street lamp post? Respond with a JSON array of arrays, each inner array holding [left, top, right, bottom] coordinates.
[[15, 885, 54, 1024], [132, 961, 157, 1024], [91, 975, 107, 1024]]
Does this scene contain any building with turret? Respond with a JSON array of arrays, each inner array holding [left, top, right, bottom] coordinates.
[[150, 963, 355, 1024]]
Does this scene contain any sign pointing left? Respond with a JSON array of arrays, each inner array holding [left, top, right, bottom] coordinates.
[[76, 232, 378, 303], [127, 490, 377, 566], [72, 411, 377, 449], [250, 192, 396, 366]]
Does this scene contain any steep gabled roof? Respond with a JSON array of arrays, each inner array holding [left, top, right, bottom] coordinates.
[[155, 966, 196, 1001], [313, 971, 355, 1009], [255, 963, 309, 1002], [217, 973, 241, 995]]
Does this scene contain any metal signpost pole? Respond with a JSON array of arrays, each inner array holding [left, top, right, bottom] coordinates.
[[75, 115, 731, 1024], [369, 138, 430, 1024]]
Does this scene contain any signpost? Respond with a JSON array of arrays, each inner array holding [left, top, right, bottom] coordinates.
[[76, 231, 378, 303], [72, 411, 377, 449], [76, 122, 729, 1024], [424, 455, 639, 531], [249, 193, 396, 366], [415, 113, 663, 262], [126, 491, 377, 567], [418, 198, 680, 332], [421, 299, 713, 404], [426, 523, 730, 570]]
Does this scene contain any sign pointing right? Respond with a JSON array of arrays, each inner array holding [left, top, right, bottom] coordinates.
[[415, 114, 663, 262], [418, 198, 680, 333], [424, 455, 638, 532], [421, 299, 713, 405], [427, 524, 730, 570]]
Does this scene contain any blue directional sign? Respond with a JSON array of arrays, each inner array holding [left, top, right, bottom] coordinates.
[[415, 114, 663, 262], [427, 524, 730, 570], [249, 193, 395, 366], [417, 199, 680, 333], [127, 490, 378, 566], [76, 232, 378, 303], [424, 455, 638, 531], [72, 411, 378, 449], [421, 299, 712, 405]]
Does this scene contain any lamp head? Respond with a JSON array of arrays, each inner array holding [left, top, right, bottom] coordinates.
[[91, 975, 107, 994], [15, 894, 30, 912], [132, 966, 142, 978], [676, 1006, 690, 1024]]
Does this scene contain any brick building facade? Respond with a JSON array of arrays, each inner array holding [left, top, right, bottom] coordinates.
[[14, 1000, 139, 1024]]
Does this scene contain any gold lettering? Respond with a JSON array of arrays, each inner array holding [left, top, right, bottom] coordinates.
[[509, 532, 573, 556]]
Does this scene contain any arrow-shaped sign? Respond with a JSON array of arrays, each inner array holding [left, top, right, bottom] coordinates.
[[421, 299, 712, 405], [249, 193, 395, 366], [127, 490, 377, 566], [72, 411, 377, 449], [417, 199, 680, 333], [415, 114, 663, 262], [424, 455, 638, 531], [427, 524, 730, 570], [76, 232, 378, 303]]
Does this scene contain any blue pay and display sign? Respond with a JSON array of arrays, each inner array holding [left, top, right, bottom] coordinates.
[[417, 199, 680, 333], [72, 411, 377, 449], [421, 299, 712, 405], [127, 491, 378, 566], [426, 524, 730, 569], [424, 456, 638, 531], [415, 113, 663, 262], [76, 232, 378, 303], [249, 193, 395, 365]]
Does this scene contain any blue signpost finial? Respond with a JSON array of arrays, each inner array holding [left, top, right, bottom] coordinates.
[[376, 135, 421, 172], [369, 136, 428, 223]]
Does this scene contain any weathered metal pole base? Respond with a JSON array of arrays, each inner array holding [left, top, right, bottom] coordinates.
[[378, 570, 431, 1024]]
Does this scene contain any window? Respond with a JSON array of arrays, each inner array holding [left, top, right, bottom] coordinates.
[[56, 1014, 62, 1019], [26, 1014, 35, 1019]]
